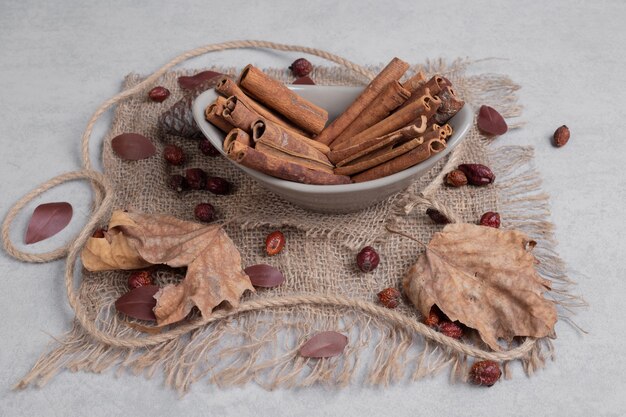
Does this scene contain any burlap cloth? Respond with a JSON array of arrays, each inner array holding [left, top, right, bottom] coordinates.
[[13, 58, 583, 392]]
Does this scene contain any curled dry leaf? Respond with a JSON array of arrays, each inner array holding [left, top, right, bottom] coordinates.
[[81, 210, 254, 326], [244, 264, 285, 288], [114, 285, 159, 321], [111, 133, 156, 160], [402, 223, 557, 351], [24, 202, 73, 244], [299, 331, 348, 358]]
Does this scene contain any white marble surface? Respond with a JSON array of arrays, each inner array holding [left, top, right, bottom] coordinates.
[[1, 1, 624, 415]]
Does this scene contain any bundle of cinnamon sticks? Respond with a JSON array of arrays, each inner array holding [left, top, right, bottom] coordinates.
[[205, 58, 464, 185]]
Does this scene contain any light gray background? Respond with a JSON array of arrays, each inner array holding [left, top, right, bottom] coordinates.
[[1, 1, 624, 416]]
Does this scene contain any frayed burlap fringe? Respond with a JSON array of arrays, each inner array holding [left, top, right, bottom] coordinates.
[[14, 57, 583, 393]]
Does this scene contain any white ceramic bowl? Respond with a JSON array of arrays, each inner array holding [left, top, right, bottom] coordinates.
[[192, 85, 472, 213]]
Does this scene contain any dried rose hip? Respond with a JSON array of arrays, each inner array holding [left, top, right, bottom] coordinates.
[[289, 58, 313, 77], [445, 169, 468, 187], [469, 360, 502, 387], [265, 231, 286, 256], [458, 164, 495, 186], [194, 203, 215, 222], [424, 306, 442, 328], [438, 321, 463, 339], [128, 270, 154, 290], [163, 144, 185, 166], [356, 246, 380, 272], [92, 228, 107, 238], [377, 288, 401, 309], [169, 174, 188, 193], [426, 208, 451, 225], [479, 211, 501, 228], [185, 168, 207, 190], [553, 125, 570, 147], [148, 86, 170, 103], [206, 177, 230, 195], [199, 139, 220, 156]]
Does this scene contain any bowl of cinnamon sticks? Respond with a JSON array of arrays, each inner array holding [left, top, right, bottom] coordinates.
[[192, 58, 472, 213]]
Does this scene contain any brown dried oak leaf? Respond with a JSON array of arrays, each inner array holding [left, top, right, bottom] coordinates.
[[402, 223, 557, 351], [81, 210, 254, 326]]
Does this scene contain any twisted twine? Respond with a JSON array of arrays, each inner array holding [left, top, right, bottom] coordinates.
[[1, 40, 528, 361]]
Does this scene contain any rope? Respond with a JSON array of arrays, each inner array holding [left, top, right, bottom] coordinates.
[[1, 40, 530, 362]]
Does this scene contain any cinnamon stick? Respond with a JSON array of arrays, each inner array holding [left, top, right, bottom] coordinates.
[[330, 81, 411, 149], [334, 135, 426, 176], [227, 141, 351, 185], [223, 128, 252, 152], [315, 57, 410, 146], [238, 65, 328, 135], [333, 91, 441, 151], [251, 120, 333, 169], [255, 142, 333, 174], [215, 76, 312, 138], [396, 75, 449, 112], [329, 120, 427, 165], [222, 96, 259, 134], [351, 132, 447, 183], [432, 86, 465, 124], [401, 70, 426, 93], [205, 97, 234, 133]]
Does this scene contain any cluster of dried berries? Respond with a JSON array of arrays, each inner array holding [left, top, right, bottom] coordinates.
[[423, 306, 464, 340]]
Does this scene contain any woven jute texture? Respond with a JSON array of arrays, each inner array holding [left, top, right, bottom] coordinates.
[[15, 60, 582, 392]]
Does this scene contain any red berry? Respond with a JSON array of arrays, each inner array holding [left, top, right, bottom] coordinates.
[[377, 288, 401, 308], [194, 203, 215, 222], [438, 321, 464, 339], [148, 86, 170, 103], [426, 208, 451, 225], [199, 139, 220, 156], [356, 246, 380, 272], [458, 164, 495, 186], [206, 177, 231, 195], [169, 174, 188, 193], [128, 270, 154, 289], [163, 144, 185, 166], [479, 211, 501, 228], [265, 231, 286, 256], [289, 58, 313, 77], [423, 305, 442, 328], [469, 360, 502, 387], [185, 168, 207, 190]]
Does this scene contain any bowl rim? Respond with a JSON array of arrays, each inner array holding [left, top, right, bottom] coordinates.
[[192, 85, 472, 194]]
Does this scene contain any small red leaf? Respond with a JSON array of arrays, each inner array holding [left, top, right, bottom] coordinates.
[[244, 264, 284, 288], [299, 331, 348, 358], [25, 202, 73, 244], [115, 285, 159, 321], [111, 133, 156, 160], [178, 71, 223, 90], [477, 105, 508, 136], [292, 76, 315, 85]]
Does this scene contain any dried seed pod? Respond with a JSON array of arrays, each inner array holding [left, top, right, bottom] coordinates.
[[438, 321, 463, 339], [148, 86, 170, 102], [194, 203, 215, 222], [128, 270, 154, 290], [289, 58, 313, 77], [244, 264, 285, 288], [206, 177, 231, 195], [185, 168, 207, 190], [168, 174, 188, 193], [553, 125, 570, 147], [299, 331, 348, 358], [446, 169, 468, 187], [469, 360, 502, 387], [424, 306, 442, 328], [477, 105, 508, 136], [163, 144, 185, 166], [265, 231, 286, 256]]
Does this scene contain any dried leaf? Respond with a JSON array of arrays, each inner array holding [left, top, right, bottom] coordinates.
[[178, 70, 222, 90], [244, 264, 285, 288], [24, 202, 73, 244], [111, 133, 156, 160], [299, 331, 348, 358], [81, 210, 254, 326], [114, 285, 159, 321], [477, 105, 508, 136], [402, 223, 557, 351]]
